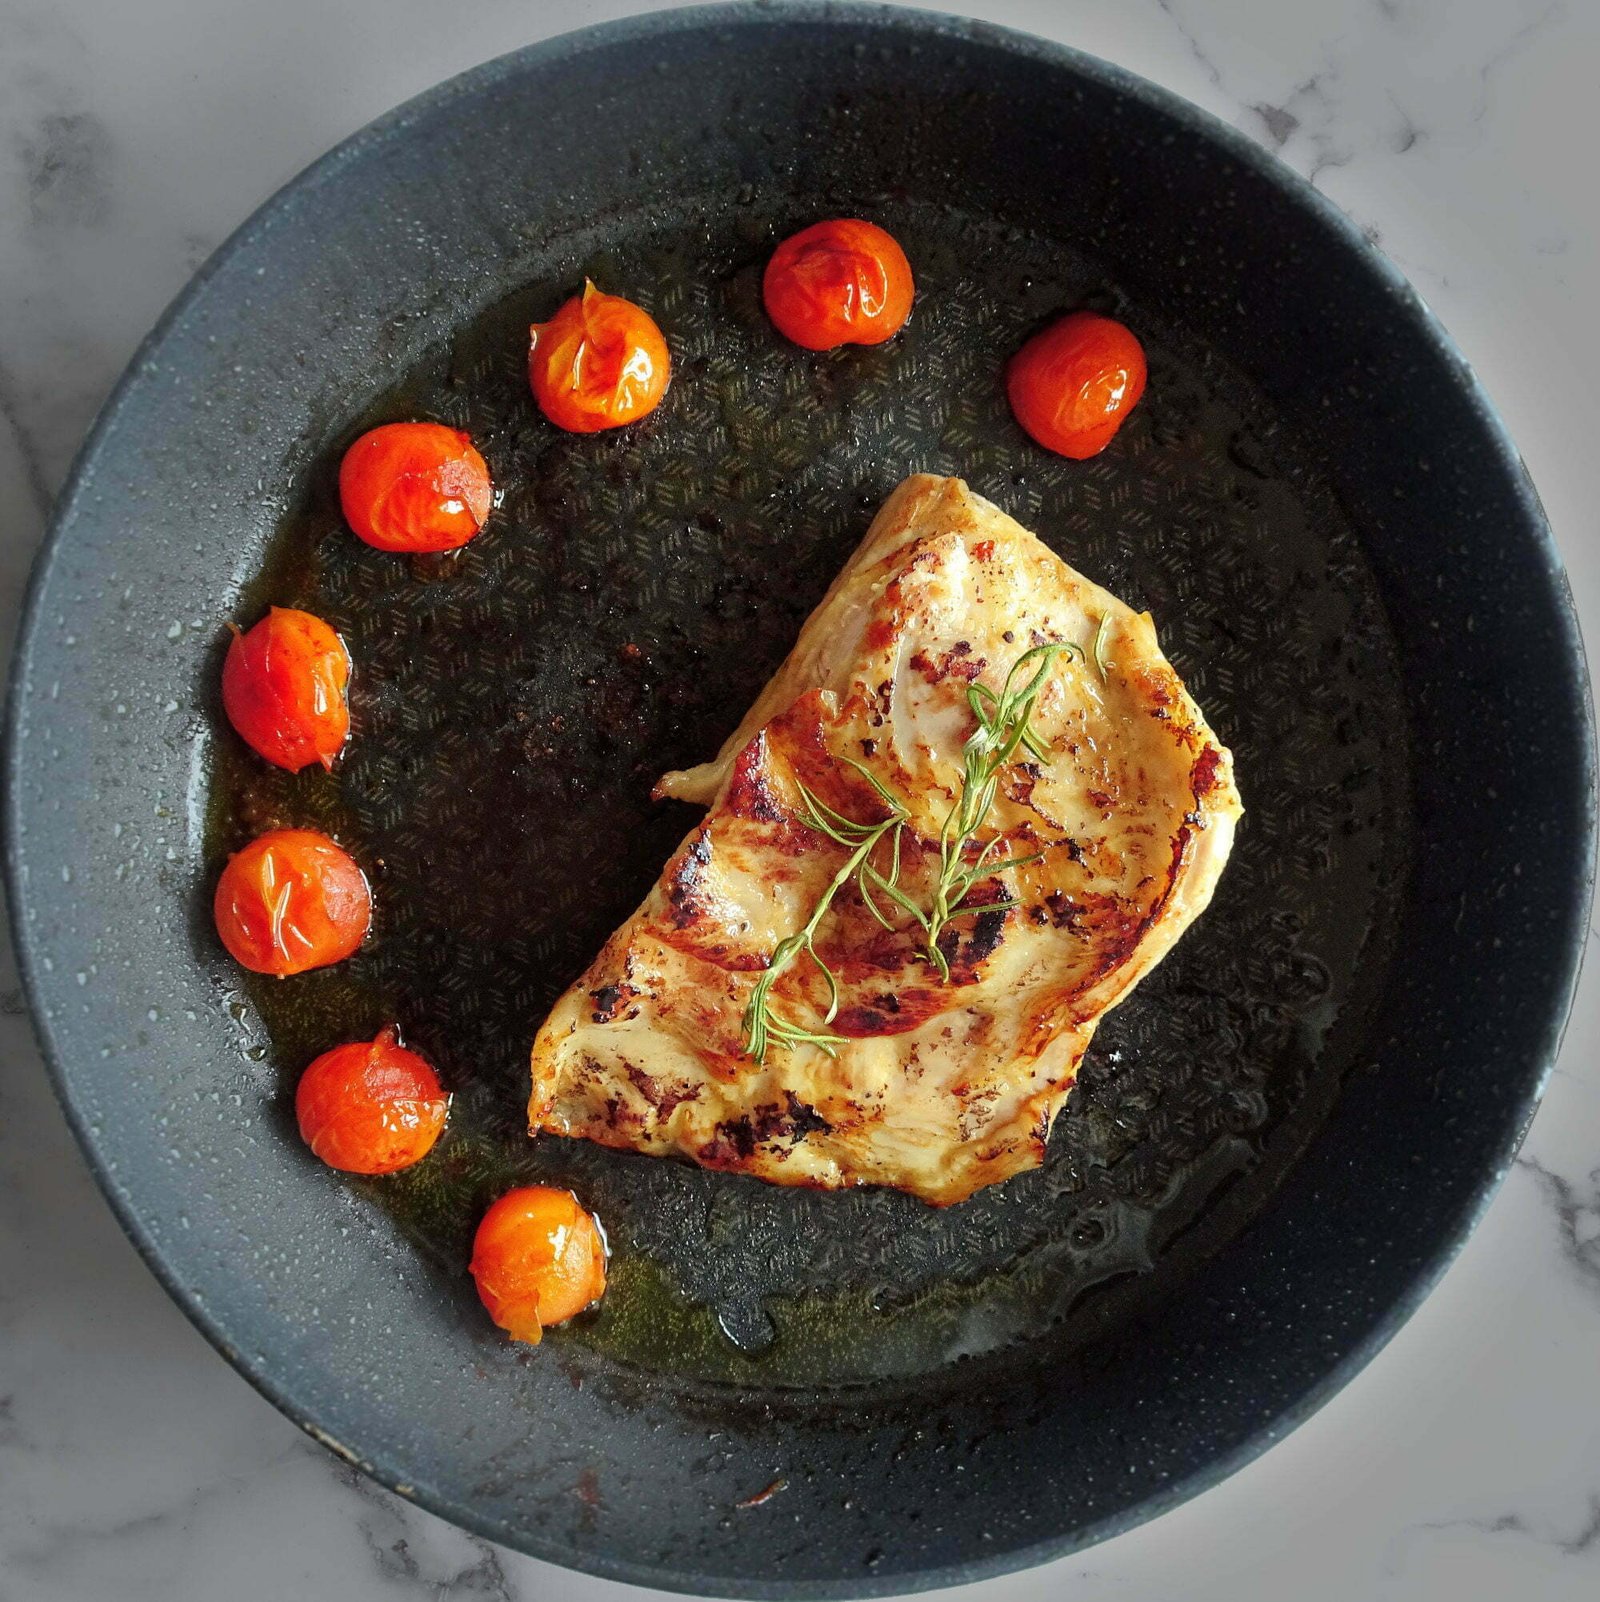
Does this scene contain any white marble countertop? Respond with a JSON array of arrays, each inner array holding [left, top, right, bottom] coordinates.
[[1, 1, 1597, 1597]]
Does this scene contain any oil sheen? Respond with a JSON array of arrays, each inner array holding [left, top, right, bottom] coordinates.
[[206, 196, 1411, 1390]]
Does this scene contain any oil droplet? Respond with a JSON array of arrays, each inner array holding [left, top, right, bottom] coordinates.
[[715, 1299, 776, 1354]]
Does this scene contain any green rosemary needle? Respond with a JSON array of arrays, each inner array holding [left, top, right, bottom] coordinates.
[[1093, 613, 1114, 682]]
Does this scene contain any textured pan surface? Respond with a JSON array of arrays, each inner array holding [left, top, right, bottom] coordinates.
[[6, 6, 1592, 1597], [216, 198, 1397, 1381], [525, 471, 1242, 1206]]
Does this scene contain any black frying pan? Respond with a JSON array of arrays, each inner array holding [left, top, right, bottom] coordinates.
[[5, 5, 1593, 1596]]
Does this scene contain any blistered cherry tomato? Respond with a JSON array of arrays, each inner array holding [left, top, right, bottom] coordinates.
[[213, 828, 371, 976], [1006, 311, 1147, 460], [528, 281, 670, 433], [762, 219, 915, 351], [470, 1185, 608, 1345], [338, 422, 492, 552], [295, 1027, 449, 1175], [222, 607, 351, 773]]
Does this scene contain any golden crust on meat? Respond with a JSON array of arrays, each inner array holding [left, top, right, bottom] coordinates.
[[529, 475, 1242, 1204]]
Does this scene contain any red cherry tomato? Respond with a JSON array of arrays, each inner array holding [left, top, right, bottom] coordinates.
[[762, 219, 915, 351], [470, 1185, 608, 1345], [295, 1027, 449, 1175], [222, 607, 351, 773], [528, 281, 670, 433], [338, 422, 492, 552], [1006, 311, 1148, 459], [213, 828, 371, 977]]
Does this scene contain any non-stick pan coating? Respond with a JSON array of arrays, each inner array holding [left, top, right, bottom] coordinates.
[[215, 191, 1407, 1390], [6, 7, 1591, 1596]]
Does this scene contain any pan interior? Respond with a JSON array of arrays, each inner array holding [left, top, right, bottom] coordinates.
[[206, 190, 1410, 1390]]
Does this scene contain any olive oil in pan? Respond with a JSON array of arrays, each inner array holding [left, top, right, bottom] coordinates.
[[207, 194, 1411, 1390]]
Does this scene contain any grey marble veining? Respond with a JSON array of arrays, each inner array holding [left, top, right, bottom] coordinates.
[[1, 1, 1597, 1598]]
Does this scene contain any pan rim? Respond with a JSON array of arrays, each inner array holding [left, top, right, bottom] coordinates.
[[5, 3, 1595, 1595]]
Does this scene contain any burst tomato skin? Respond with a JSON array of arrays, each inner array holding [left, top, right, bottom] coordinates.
[[528, 282, 670, 433], [338, 422, 493, 552], [213, 828, 371, 977], [221, 607, 351, 772], [295, 1027, 449, 1175], [469, 1185, 608, 1345], [1006, 311, 1148, 459], [762, 219, 915, 351]]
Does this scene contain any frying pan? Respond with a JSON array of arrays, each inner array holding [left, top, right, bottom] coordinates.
[[5, 4, 1593, 1596]]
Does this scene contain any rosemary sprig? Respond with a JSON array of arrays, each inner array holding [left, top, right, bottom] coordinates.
[[741, 773, 907, 1062], [920, 641, 1079, 979], [739, 642, 1078, 1056]]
